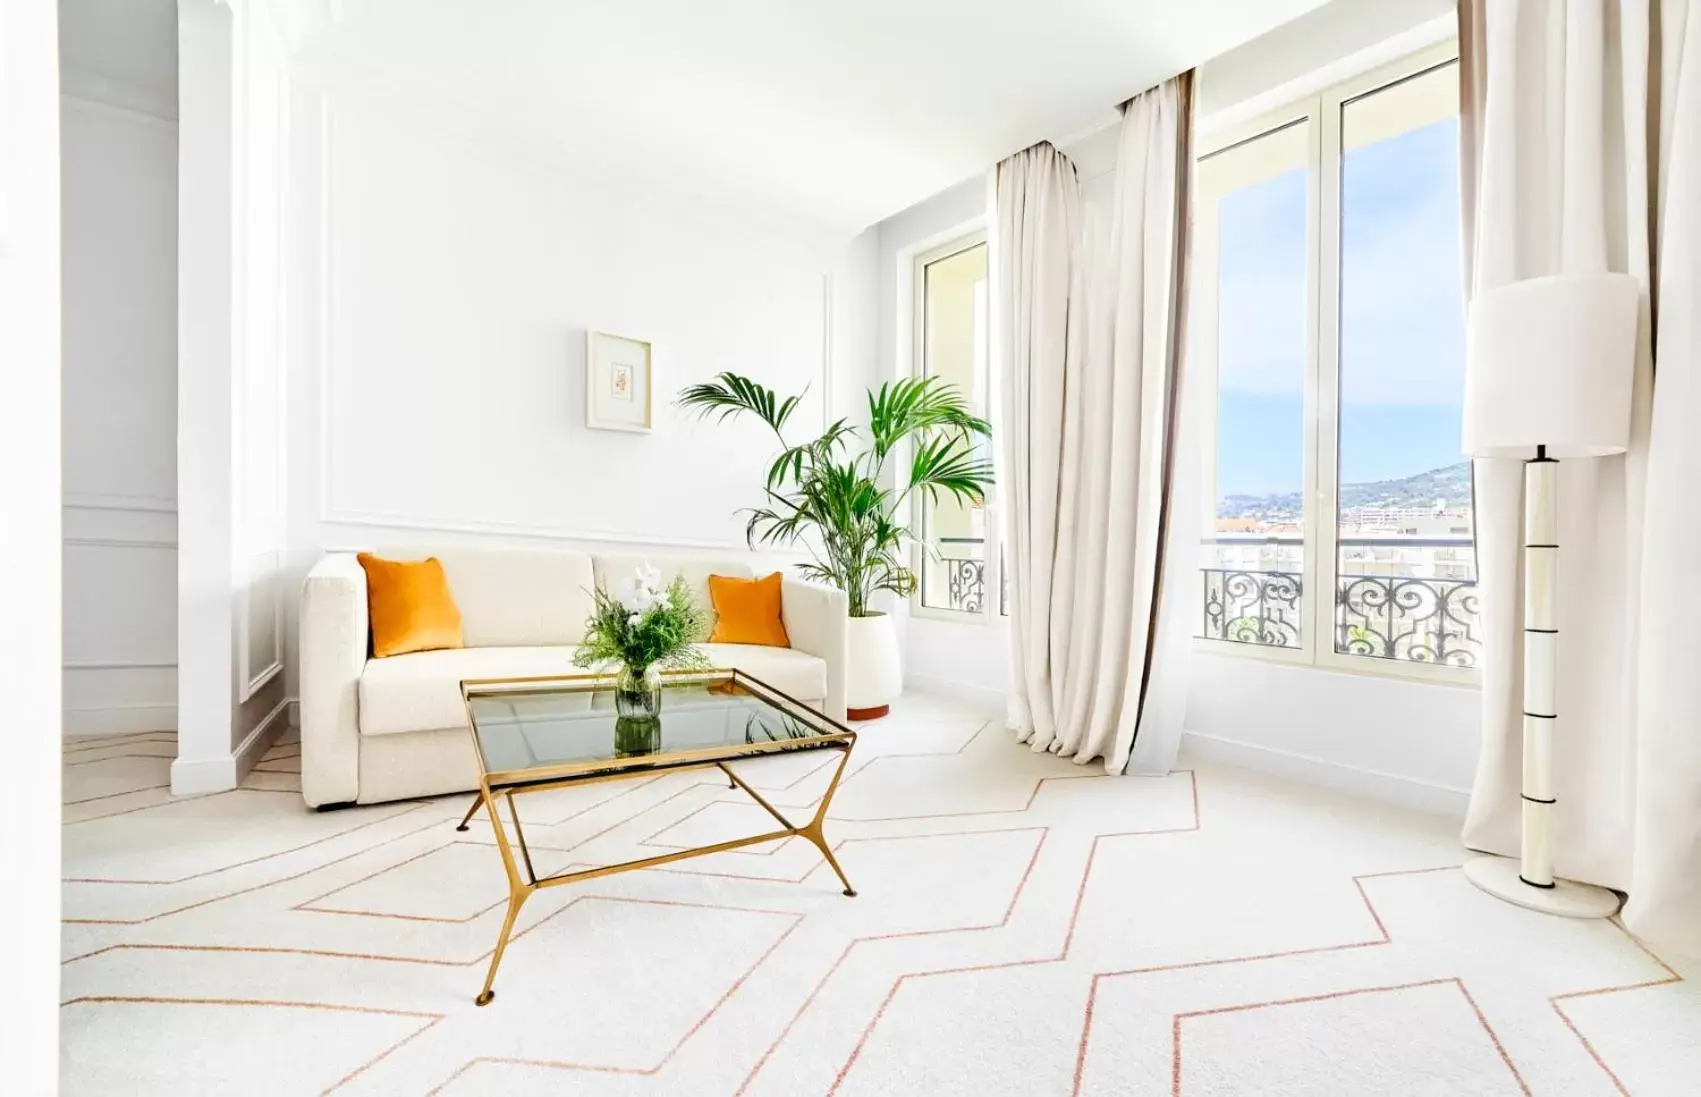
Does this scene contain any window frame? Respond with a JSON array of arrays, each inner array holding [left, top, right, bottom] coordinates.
[[1193, 40, 1476, 687], [907, 228, 1003, 626]]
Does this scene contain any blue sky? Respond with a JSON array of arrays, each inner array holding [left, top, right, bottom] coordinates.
[[1214, 117, 1465, 498]]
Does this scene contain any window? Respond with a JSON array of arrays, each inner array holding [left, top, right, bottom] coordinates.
[[1193, 43, 1477, 681], [912, 232, 1004, 620]]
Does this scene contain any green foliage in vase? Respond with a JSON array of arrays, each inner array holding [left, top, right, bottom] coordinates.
[[677, 373, 993, 618], [572, 568, 710, 675]]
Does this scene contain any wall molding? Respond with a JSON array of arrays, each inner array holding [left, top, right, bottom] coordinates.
[[63, 536, 178, 550], [238, 552, 285, 702], [63, 701, 177, 737], [820, 271, 835, 431], [244, 660, 285, 700], [318, 508, 778, 555], [1178, 730, 1470, 819], [64, 491, 177, 513], [64, 659, 177, 670]]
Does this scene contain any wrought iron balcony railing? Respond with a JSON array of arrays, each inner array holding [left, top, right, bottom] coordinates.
[[1200, 537, 1481, 669], [928, 536, 1481, 670], [944, 557, 987, 614], [928, 538, 1005, 615]]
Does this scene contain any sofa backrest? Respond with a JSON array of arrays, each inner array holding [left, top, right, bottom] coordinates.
[[371, 547, 777, 648], [431, 548, 598, 647]]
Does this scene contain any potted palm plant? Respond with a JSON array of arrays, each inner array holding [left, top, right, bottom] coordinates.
[[677, 373, 993, 718]]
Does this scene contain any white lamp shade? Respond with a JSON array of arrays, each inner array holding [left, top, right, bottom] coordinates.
[[1462, 272, 1641, 458]]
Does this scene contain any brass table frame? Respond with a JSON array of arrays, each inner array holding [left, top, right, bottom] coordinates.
[[457, 670, 858, 1006]]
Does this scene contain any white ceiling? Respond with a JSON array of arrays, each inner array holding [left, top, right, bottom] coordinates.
[[58, 0, 1336, 232], [302, 0, 1332, 232]]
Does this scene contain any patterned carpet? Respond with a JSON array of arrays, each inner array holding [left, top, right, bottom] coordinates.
[[61, 694, 1699, 1095]]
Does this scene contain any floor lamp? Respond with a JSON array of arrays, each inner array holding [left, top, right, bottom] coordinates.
[[1459, 271, 1641, 919]]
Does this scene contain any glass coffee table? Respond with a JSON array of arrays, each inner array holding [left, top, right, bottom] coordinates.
[[456, 669, 858, 1005]]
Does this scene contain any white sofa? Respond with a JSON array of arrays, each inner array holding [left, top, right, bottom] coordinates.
[[298, 547, 847, 808]]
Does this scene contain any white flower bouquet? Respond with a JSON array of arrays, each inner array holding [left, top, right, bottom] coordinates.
[[572, 565, 709, 701]]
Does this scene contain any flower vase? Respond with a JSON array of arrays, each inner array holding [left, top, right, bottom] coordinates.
[[614, 663, 663, 719]]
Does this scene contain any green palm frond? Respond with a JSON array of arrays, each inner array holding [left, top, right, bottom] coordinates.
[[907, 433, 996, 506], [680, 370, 993, 617], [867, 376, 992, 459], [676, 373, 803, 438]]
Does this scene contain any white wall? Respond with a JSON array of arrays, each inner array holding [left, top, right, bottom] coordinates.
[[292, 87, 865, 549], [872, 0, 1476, 809], [1183, 653, 1478, 811], [276, 76, 880, 699], [3, 0, 67, 1077], [59, 93, 180, 735], [174, 0, 290, 793]]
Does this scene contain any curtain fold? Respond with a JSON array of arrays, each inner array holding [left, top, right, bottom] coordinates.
[[997, 72, 1197, 775], [1458, 0, 1701, 955], [997, 141, 1079, 752]]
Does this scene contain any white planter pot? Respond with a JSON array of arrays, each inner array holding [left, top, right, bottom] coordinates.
[[844, 612, 901, 720]]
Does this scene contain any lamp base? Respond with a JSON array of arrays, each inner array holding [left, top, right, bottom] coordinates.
[[1462, 855, 1620, 919]]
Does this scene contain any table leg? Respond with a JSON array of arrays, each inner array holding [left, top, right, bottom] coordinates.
[[476, 886, 528, 1006], [721, 753, 857, 897], [455, 794, 482, 833], [801, 748, 857, 897], [474, 785, 532, 1005]]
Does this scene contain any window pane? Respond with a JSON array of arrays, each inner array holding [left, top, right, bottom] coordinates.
[[1196, 121, 1310, 648], [1334, 62, 1479, 668], [918, 241, 990, 613]]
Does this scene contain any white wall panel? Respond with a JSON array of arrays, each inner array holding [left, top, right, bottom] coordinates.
[[60, 97, 178, 508], [241, 550, 282, 699], [311, 95, 830, 550], [59, 95, 179, 735], [275, 87, 878, 701]]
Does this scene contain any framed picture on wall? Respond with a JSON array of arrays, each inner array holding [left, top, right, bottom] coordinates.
[[585, 330, 653, 432]]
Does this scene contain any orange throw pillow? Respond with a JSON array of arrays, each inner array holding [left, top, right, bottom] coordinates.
[[708, 572, 791, 647], [356, 553, 465, 658]]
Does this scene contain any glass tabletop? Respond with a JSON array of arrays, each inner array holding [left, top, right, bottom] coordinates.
[[461, 670, 852, 787]]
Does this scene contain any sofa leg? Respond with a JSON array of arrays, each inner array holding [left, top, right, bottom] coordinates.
[[314, 801, 358, 812]]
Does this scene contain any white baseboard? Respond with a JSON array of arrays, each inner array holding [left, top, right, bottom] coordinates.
[[287, 697, 299, 728], [1179, 730, 1470, 819], [169, 754, 236, 796], [903, 674, 1005, 715], [235, 697, 290, 782], [63, 702, 177, 737], [170, 697, 290, 795]]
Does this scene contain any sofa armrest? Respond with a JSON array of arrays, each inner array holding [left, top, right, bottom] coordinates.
[[780, 578, 848, 722], [299, 553, 368, 806]]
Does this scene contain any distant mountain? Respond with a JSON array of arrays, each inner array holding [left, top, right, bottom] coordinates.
[[1219, 462, 1471, 519]]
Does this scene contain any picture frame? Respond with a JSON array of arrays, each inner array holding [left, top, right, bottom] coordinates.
[[585, 330, 653, 432]]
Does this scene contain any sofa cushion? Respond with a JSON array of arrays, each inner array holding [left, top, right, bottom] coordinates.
[[431, 548, 597, 647], [357, 643, 829, 738], [700, 643, 826, 703], [707, 572, 791, 648], [356, 553, 465, 658], [359, 646, 582, 737]]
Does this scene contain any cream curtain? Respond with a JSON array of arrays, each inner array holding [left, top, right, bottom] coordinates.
[[997, 73, 1197, 775], [1459, 0, 1701, 954]]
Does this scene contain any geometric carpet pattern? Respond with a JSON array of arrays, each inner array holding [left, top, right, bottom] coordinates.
[[61, 694, 1699, 1095]]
